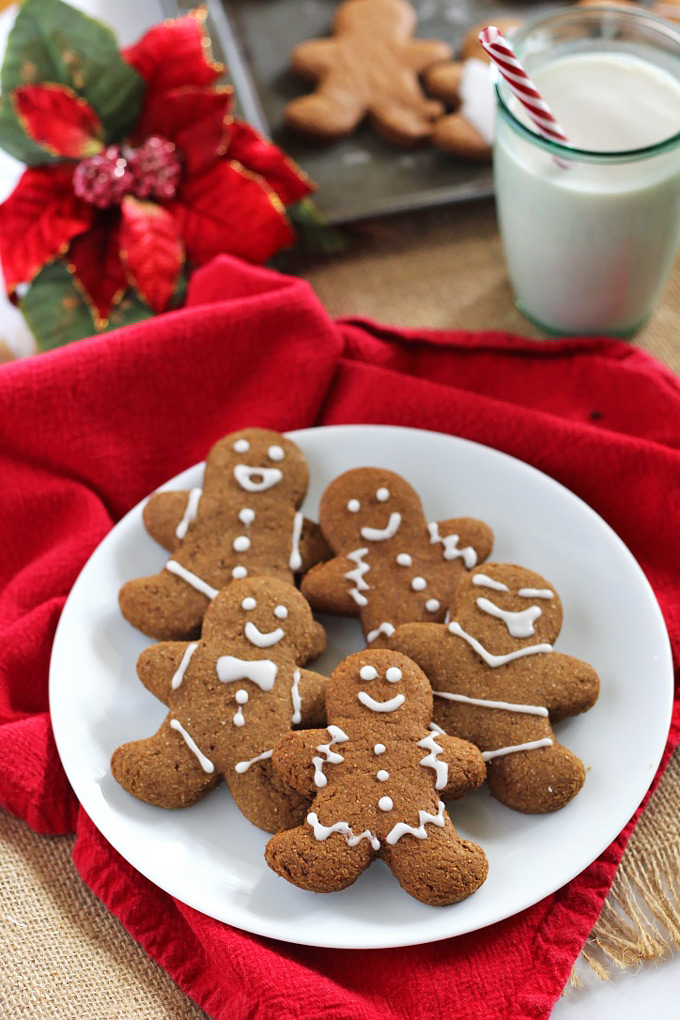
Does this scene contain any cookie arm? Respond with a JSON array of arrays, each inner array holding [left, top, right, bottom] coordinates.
[[436, 734, 486, 799], [300, 557, 360, 616], [290, 38, 336, 79], [404, 38, 452, 72], [137, 641, 195, 706], [295, 669, 327, 728], [297, 517, 332, 574], [142, 490, 193, 551], [533, 652, 600, 721], [435, 517, 494, 565], [271, 728, 328, 798]]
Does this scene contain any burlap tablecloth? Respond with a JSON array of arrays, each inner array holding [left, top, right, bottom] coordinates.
[[2, 197, 679, 1018]]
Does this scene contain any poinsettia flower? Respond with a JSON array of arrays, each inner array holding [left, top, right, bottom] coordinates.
[[0, 8, 314, 328]]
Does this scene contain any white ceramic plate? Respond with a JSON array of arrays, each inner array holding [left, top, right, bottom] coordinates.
[[49, 425, 673, 949]]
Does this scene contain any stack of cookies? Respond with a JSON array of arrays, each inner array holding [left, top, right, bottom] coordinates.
[[113, 427, 599, 907]]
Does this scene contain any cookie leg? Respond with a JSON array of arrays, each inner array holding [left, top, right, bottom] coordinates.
[[111, 718, 220, 809], [370, 98, 444, 146], [119, 571, 209, 640], [265, 820, 375, 893], [486, 743, 586, 813], [382, 815, 488, 905], [285, 88, 365, 140], [226, 758, 310, 833]]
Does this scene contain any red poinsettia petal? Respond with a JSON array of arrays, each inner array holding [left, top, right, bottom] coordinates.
[[68, 212, 127, 324], [119, 196, 183, 314], [135, 86, 232, 176], [0, 165, 93, 294], [168, 159, 295, 266], [226, 120, 314, 206], [122, 12, 223, 101], [13, 84, 104, 159]]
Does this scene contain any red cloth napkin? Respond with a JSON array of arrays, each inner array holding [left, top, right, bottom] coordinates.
[[1, 255, 679, 1020]]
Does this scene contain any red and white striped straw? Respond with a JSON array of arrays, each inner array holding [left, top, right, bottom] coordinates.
[[479, 25, 570, 145]]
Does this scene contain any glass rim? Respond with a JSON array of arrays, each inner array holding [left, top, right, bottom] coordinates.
[[494, 5, 680, 162]]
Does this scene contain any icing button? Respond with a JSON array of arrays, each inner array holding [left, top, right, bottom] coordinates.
[[378, 796, 393, 812]]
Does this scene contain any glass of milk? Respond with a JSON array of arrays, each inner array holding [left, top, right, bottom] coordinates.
[[493, 7, 680, 336]]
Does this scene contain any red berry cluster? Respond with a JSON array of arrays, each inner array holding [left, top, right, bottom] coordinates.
[[73, 136, 182, 208]]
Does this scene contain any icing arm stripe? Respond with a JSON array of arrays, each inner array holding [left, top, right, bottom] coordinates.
[[345, 547, 370, 607], [171, 642, 198, 690], [175, 487, 202, 541], [417, 733, 449, 789], [170, 719, 214, 773], [433, 690, 549, 717], [312, 725, 349, 787], [385, 800, 446, 845], [447, 621, 553, 667], [427, 523, 477, 568], [366, 622, 395, 643], [482, 737, 553, 762], [234, 749, 273, 773], [307, 812, 380, 851], [166, 560, 219, 599], [291, 669, 302, 724], [289, 512, 303, 571]]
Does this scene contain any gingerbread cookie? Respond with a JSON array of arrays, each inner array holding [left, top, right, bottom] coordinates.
[[119, 427, 329, 640], [285, 0, 451, 145], [424, 19, 521, 161], [301, 467, 493, 646], [390, 563, 600, 813], [265, 649, 487, 905], [111, 577, 327, 832]]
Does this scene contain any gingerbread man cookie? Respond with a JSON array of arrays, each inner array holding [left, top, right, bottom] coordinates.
[[112, 577, 327, 832], [390, 563, 600, 813], [424, 19, 521, 161], [265, 649, 487, 905], [285, 0, 452, 145], [301, 467, 493, 646], [119, 427, 329, 640]]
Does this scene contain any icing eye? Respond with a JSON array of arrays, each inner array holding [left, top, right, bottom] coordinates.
[[268, 445, 285, 462], [233, 438, 250, 453], [274, 604, 288, 619], [396, 553, 412, 567], [360, 665, 378, 681], [376, 488, 390, 502], [241, 597, 256, 610], [347, 499, 360, 513], [385, 666, 402, 683]]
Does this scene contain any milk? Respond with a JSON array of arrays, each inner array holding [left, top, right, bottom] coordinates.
[[494, 48, 680, 335]]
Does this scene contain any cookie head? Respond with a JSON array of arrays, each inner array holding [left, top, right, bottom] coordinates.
[[450, 563, 563, 654], [206, 428, 309, 504], [202, 576, 326, 660], [326, 649, 432, 728], [319, 467, 424, 550]]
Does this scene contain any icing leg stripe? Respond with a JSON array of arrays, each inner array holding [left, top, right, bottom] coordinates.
[[175, 487, 202, 540], [482, 737, 553, 762], [289, 511, 303, 571], [171, 642, 198, 690], [307, 812, 380, 851], [366, 621, 395, 643], [166, 560, 219, 600], [447, 621, 553, 667], [427, 523, 477, 568], [434, 690, 549, 717], [291, 669, 302, 724], [170, 719, 214, 773], [385, 800, 446, 845], [234, 749, 273, 773]]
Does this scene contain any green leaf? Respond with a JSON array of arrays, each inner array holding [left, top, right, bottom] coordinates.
[[20, 259, 96, 350], [0, 95, 59, 164], [2, 0, 144, 158], [286, 198, 348, 257], [103, 289, 154, 332]]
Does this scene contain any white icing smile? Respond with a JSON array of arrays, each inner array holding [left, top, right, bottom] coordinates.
[[233, 464, 283, 492], [357, 691, 405, 713], [245, 621, 284, 648], [476, 596, 542, 638], [361, 512, 402, 542]]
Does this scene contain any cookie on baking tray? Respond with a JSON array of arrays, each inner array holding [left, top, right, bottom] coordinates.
[[300, 466, 493, 646], [285, 0, 451, 145], [265, 649, 488, 905], [390, 563, 600, 813], [119, 427, 329, 641], [112, 577, 328, 832]]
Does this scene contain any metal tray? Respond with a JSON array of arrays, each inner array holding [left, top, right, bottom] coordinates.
[[163, 0, 569, 222]]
